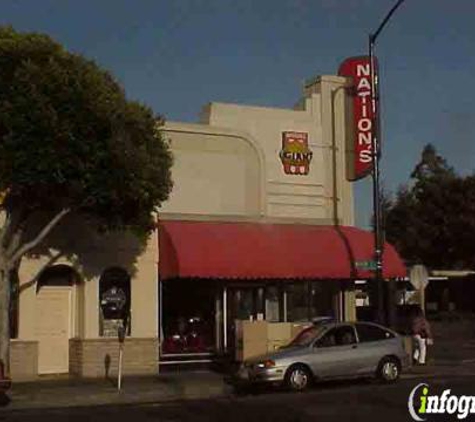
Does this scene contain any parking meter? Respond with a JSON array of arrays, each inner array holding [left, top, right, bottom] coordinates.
[[118, 324, 126, 344], [100, 286, 127, 320], [116, 318, 128, 392], [99, 268, 131, 339]]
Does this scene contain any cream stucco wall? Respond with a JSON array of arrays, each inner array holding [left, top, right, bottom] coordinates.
[[198, 75, 354, 225], [160, 122, 265, 218], [315, 76, 355, 226], [160, 76, 353, 225], [17, 215, 158, 341]]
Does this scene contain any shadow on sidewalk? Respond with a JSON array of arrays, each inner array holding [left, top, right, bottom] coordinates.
[[0, 392, 11, 407]]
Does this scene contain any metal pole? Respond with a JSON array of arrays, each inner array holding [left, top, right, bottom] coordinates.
[[283, 289, 288, 322], [372, 0, 406, 42], [158, 276, 163, 373], [215, 291, 222, 352], [223, 287, 228, 352], [117, 343, 123, 391], [117, 321, 126, 392], [369, 0, 406, 326], [369, 35, 385, 325]]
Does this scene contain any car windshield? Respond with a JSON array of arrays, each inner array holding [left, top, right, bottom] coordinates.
[[287, 325, 327, 348]]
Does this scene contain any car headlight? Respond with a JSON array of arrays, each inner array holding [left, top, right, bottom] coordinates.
[[256, 359, 276, 369]]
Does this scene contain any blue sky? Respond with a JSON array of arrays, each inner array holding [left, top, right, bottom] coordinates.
[[2, 0, 474, 228]]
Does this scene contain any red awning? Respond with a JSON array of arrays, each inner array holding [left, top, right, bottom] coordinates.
[[158, 220, 406, 280]]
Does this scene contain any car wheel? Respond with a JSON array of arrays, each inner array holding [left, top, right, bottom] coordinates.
[[377, 357, 401, 383], [284, 364, 312, 392]]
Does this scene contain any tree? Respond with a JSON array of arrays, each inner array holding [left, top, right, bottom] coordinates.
[[0, 27, 173, 373], [384, 143, 475, 269]]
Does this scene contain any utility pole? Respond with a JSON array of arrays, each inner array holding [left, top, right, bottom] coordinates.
[[369, 0, 406, 326]]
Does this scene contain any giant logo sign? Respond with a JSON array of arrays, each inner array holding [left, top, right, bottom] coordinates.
[[279, 131, 313, 175], [338, 56, 377, 181]]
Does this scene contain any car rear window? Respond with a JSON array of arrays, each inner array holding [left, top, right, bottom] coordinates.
[[356, 323, 395, 342]]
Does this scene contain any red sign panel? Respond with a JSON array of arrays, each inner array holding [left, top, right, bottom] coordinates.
[[338, 56, 377, 181], [279, 132, 313, 175]]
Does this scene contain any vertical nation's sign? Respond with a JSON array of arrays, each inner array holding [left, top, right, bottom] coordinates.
[[338, 56, 377, 181]]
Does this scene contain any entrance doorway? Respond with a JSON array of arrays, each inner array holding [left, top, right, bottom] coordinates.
[[226, 285, 266, 352], [36, 265, 78, 374]]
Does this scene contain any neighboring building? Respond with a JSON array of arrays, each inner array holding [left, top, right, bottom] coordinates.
[[10, 75, 405, 380]]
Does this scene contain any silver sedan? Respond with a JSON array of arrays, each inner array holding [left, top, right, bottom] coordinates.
[[235, 321, 410, 391]]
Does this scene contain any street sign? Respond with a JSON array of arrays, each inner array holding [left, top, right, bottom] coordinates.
[[355, 260, 377, 271]]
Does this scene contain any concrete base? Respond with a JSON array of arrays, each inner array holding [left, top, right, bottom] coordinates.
[[10, 340, 38, 381], [69, 338, 158, 378]]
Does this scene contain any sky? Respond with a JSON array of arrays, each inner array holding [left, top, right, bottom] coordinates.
[[2, 0, 474, 229]]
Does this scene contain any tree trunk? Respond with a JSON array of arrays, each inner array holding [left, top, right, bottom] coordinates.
[[0, 254, 10, 376], [0, 208, 70, 376]]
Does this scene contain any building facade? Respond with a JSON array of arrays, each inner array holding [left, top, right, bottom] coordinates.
[[9, 75, 405, 379]]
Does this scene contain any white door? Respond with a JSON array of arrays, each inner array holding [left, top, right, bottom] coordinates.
[[36, 287, 71, 374]]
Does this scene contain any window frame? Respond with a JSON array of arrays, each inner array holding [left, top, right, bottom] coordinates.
[[355, 323, 395, 343], [313, 324, 357, 348]]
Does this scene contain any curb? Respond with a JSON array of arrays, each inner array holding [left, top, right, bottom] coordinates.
[[1, 388, 233, 412], [402, 368, 475, 380]]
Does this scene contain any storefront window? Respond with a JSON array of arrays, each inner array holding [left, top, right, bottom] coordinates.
[[287, 282, 310, 322], [286, 280, 339, 322], [265, 286, 280, 322], [235, 289, 254, 320], [309, 281, 337, 320], [161, 278, 216, 355]]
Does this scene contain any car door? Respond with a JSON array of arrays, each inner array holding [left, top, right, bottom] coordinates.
[[308, 325, 359, 379], [354, 323, 397, 375]]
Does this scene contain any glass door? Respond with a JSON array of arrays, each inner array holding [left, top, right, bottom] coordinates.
[[225, 286, 265, 353]]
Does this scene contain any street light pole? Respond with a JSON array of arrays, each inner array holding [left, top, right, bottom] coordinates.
[[369, 0, 406, 326]]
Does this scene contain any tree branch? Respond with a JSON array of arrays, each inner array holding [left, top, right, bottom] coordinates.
[[18, 251, 64, 294], [8, 208, 70, 264]]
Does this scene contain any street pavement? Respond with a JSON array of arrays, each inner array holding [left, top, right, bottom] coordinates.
[[3, 354, 475, 411], [2, 373, 475, 421], [1, 317, 473, 420], [2, 360, 474, 412]]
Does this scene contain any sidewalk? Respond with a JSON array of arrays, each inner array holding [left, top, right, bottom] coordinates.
[[2, 360, 475, 411], [1, 371, 233, 411]]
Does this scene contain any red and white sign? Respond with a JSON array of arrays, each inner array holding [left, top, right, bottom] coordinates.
[[338, 56, 377, 181], [279, 132, 313, 175]]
